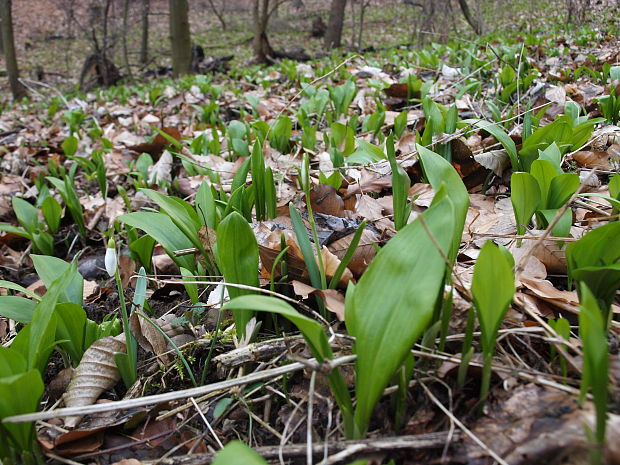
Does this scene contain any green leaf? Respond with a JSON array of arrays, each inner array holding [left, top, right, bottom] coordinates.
[[530, 159, 558, 209], [41, 196, 62, 234], [510, 172, 540, 238], [0, 296, 37, 324], [129, 234, 156, 273], [520, 119, 572, 171], [347, 195, 455, 436], [251, 141, 266, 221], [547, 173, 579, 209], [0, 370, 44, 453], [212, 440, 268, 465], [55, 303, 88, 364], [536, 142, 562, 173], [387, 134, 410, 231], [30, 254, 83, 305], [62, 136, 78, 156], [216, 212, 259, 338], [462, 119, 518, 171], [471, 241, 515, 354], [0, 280, 41, 301], [196, 180, 217, 228], [417, 144, 469, 262], [289, 204, 322, 289], [141, 189, 202, 251], [347, 140, 385, 164], [578, 283, 608, 447], [119, 212, 196, 271], [12, 197, 38, 232]]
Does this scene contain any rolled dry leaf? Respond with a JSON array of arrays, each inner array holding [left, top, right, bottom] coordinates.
[[63, 334, 126, 429]]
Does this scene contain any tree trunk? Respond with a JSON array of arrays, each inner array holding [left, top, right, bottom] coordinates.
[[324, 0, 346, 49], [457, 0, 482, 34], [140, 0, 149, 64], [252, 0, 273, 63], [0, 21, 4, 55], [122, 0, 133, 81], [168, 0, 192, 77], [0, 0, 26, 100]]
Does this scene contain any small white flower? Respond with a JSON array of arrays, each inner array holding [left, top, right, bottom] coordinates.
[[105, 238, 117, 277]]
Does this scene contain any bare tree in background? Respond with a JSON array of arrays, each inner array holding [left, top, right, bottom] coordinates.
[[0, 0, 27, 99], [140, 0, 149, 64], [169, 0, 192, 77], [458, 0, 482, 34], [0, 21, 4, 55], [324, 0, 346, 49], [206, 0, 227, 30]]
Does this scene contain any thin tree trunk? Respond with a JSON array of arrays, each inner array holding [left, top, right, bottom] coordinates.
[[0, 0, 26, 100], [140, 0, 149, 64], [122, 0, 133, 81], [207, 0, 227, 31], [253, 0, 273, 63], [356, 0, 367, 50], [457, 0, 482, 34], [168, 0, 192, 77], [0, 20, 4, 55], [324, 0, 346, 49]]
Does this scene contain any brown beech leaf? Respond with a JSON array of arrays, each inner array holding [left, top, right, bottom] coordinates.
[[320, 246, 353, 286], [328, 229, 378, 278], [126, 127, 181, 159], [63, 335, 126, 429], [130, 313, 170, 365], [309, 184, 345, 217], [291, 280, 346, 321], [572, 150, 612, 169]]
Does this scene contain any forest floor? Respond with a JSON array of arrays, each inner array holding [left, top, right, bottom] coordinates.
[[1, 1, 620, 465]]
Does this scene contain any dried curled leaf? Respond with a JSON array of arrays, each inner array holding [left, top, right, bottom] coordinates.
[[63, 334, 126, 429], [130, 313, 187, 365]]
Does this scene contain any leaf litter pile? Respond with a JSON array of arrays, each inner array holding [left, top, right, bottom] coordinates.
[[2, 20, 620, 465]]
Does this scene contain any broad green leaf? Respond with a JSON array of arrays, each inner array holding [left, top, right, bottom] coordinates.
[[530, 159, 557, 209], [61, 135, 78, 156], [547, 173, 579, 209], [520, 119, 572, 171], [216, 212, 259, 337], [510, 172, 540, 237], [347, 196, 455, 436], [212, 440, 268, 465], [41, 196, 62, 234], [347, 140, 385, 164], [12, 197, 38, 232], [119, 212, 195, 271], [196, 180, 217, 228], [417, 144, 469, 262], [0, 296, 37, 324], [251, 141, 266, 221], [578, 283, 608, 447], [471, 242, 515, 354], [55, 303, 87, 364], [129, 234, 156, 273], [141, 189, 202, 250], [536, 142, 562, 173], [0, 346, 27, 378], [538, 208, 573, 237], [0, 370, 44, 453], [31, 254, 83, 306], [330, 122, 356, 156]]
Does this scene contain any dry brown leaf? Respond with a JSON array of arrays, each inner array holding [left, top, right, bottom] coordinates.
[[320, 246, 353, 286], [63, 334, 126, 428], [309, 184, 345, 217], [572, 150, 612, 169], [291, 280, 346, 321], [355, 194, 384, 221], [509, 232, 566, 274], [473, 149, 511, 176], [328, 229, 378, 278], [130, 312, 170, 365]]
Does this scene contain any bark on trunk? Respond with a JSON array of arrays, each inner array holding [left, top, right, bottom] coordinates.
[[252, 0, 273, 63], [168, 0, 192, 77], [457, 0, 482, 35], [0, 0, 26, 100], [324, 0, 346, 49], [140, 0, 149, 64]]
